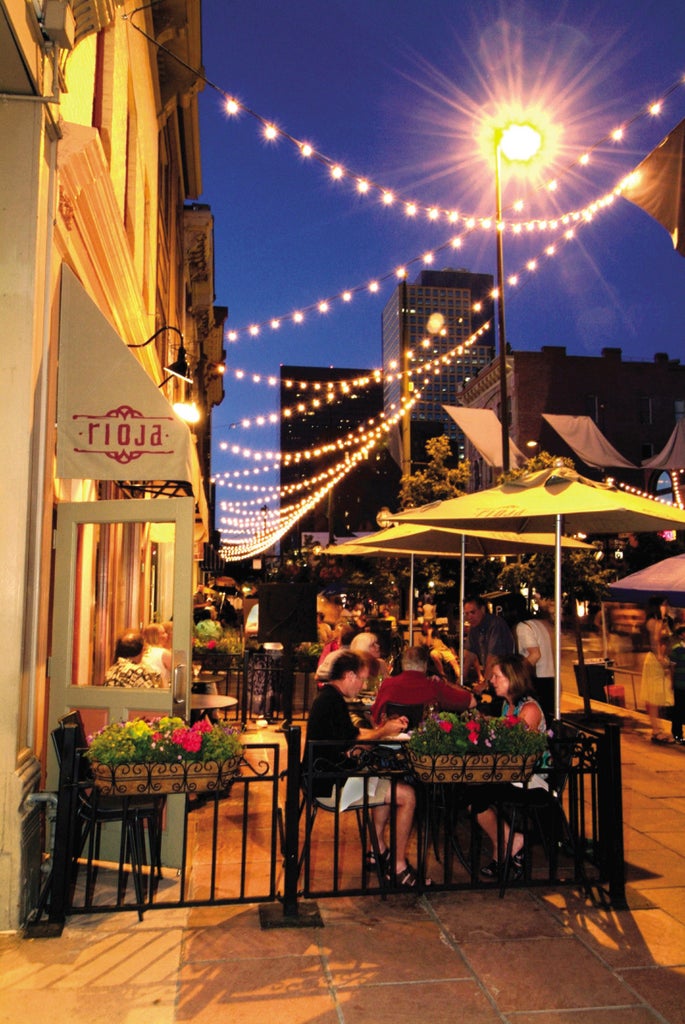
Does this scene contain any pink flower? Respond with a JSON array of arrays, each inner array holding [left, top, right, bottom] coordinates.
[[207, 640, 217, 650]]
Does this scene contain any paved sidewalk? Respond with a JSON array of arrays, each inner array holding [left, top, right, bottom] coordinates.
[[1, 651, 685, 1023]]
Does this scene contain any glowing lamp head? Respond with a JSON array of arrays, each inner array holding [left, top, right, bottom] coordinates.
[[498, 123, 542, 163]]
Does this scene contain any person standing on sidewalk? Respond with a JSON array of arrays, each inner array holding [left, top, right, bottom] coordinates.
[[669, 625, 685, 745], [514, 608, 555, 723], [642, 594, 675, 744], [462, 595, 515, 695]]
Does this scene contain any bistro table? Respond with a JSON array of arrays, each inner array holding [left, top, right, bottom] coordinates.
[[190, 693, 238, 721]]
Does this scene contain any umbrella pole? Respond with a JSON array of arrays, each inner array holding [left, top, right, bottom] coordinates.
[[408, 553, 415, 645], [554, 514, 562, 720], [459, 533, 465, 681]]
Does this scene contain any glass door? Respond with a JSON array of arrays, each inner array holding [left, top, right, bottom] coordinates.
[[47, 496, 194, 765]]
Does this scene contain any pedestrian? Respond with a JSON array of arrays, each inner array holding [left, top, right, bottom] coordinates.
[[669, 625, 685, 745], [462, 594, 515, 695]]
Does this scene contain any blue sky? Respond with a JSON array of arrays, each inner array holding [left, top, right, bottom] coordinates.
[[197, 0, 685, 541]]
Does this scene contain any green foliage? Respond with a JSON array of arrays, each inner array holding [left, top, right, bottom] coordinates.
[[399, 435, 469, 509], [498, 450, 575, 484], [407, 709, 549, 757], [86, 716, 242, 767], [192, 628, 243, 656]]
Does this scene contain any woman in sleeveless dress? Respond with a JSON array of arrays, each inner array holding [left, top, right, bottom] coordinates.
[[469, 654, 547, 879]]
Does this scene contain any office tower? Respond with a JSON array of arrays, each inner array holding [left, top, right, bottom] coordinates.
[[279, 365, 401, 548], [381, 268, 495, 470]]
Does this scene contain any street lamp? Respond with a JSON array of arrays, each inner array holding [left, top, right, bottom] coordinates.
[[494, 122, 542, 473]]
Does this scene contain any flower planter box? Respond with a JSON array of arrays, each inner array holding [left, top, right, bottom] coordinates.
[[406, 750, 539, 785], [92, 757, 241, 796]]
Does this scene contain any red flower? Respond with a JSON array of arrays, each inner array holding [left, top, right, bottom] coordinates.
[[438, 720, 453, 733], [207, 639, 217, 650]]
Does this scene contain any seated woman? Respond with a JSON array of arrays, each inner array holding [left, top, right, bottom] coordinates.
[[349, 632, 390, 693], [469, 653, 547, 879], [141, 622, 171, 687], [194, 606, 224, 643]]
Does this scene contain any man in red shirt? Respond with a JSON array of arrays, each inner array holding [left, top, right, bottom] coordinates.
[[371, 646, 475, 726]]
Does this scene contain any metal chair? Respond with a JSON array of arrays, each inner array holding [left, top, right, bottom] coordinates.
[[299, 740, 397, 895], [383, 701, 426, 730], [51, 711, 164, 917]]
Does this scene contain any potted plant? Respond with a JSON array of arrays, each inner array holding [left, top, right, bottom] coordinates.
[[86, 716, 243, 795], [406, 709, 548, 784]]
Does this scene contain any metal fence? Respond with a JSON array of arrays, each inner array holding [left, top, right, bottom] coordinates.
[[27, 712, 625, 935]]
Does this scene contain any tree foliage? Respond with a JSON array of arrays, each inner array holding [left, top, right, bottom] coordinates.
[[399, 435, 470, 509]]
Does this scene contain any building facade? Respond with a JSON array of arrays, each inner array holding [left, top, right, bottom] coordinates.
[[459, 346, 685, 492], [381, 268, 494, 472], [0, 0, 224, 928]]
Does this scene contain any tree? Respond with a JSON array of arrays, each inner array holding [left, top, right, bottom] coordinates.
[[399, 435, 469, 509]]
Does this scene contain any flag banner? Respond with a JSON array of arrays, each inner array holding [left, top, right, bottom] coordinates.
[[623, 117, 685, 256]]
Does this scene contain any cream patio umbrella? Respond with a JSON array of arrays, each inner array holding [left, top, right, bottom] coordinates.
[[325, 521, 592, 661], [392, 465, 685, 716]]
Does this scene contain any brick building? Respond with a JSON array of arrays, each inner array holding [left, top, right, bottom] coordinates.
[[459, 346, 685, 492]]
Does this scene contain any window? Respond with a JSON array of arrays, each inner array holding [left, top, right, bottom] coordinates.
[[675, 399, 685, 421], [585, 394, 599, 422], [638, 396, 653, 425]]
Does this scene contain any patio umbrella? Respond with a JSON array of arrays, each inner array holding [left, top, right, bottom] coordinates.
[[608, 554, 685, 606], [393, 465, 685, 716], [324, 522, 591, 653]]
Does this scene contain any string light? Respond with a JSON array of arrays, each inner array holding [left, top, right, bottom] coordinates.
[[223, 159, 646, 346], [127, 12, 685, 241], [215, 73, 685, 231]]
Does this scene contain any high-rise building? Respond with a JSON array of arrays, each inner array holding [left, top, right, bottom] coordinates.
[[381, 268, 495, 470], [279, 365, 401, 548]]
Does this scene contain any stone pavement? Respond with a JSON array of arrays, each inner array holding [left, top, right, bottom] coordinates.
[[1, 644, 685, 1024]]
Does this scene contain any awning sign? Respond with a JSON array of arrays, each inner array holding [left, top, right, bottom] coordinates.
[[56, 266, 193, 485]]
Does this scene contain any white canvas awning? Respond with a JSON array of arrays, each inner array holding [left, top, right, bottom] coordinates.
[[443, 406, 526, 469], [642, 420, 685, 469], [57, 266, 194, 488], [542, 414, 637, 469]]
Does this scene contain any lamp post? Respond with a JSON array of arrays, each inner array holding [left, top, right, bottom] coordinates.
[[494, 123, 542, 473]]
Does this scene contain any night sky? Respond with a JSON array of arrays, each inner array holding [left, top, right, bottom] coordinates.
[[196, 0, 685, 546]]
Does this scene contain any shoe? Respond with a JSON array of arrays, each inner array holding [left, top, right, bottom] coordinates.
[[511, 850, 525, 880], [651, 732, 675, 745], [364, 848, 390, 873], [389, 862, 432, 890], [480, 859, 499, 878]]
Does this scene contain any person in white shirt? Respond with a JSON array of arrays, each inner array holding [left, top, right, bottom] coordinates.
[[514, 612, 555, 721]]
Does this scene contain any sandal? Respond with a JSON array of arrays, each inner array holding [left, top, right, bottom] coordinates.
[[651, 733, 675, 745], [480, 859, 499, 878], [390, 862, 432, 889], [364, 848, 390, 872]]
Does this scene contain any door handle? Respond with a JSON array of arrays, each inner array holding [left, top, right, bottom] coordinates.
[[173, 662, 186, 704]]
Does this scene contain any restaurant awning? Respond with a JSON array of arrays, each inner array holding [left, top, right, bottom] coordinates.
[[443, 406, 526, 469], [542, 414, 637, 469], [56, 266, 194, 490]]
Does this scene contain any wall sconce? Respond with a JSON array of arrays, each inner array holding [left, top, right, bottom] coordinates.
[[128, 326, 192, 384]]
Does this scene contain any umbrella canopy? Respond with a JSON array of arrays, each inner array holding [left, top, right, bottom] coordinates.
[[609, 554, 685, 606], [392, 466, 685, 535], [393, 466, 685, 717], [324, 523, 593, 558]]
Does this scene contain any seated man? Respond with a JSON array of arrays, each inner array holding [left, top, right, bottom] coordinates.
[[304, 650, 424, 888], [370, 646, 475, 726], [104, 630, 162, 688]]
